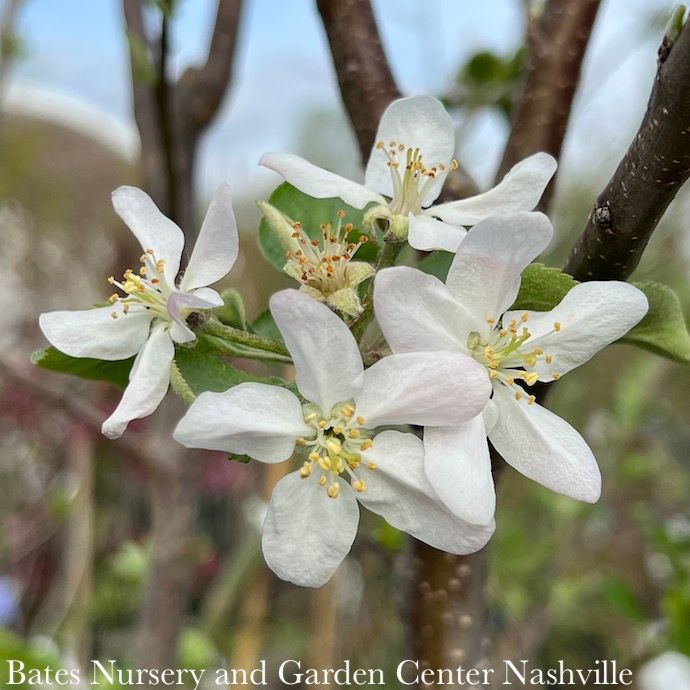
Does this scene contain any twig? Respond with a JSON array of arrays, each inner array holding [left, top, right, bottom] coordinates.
[[564, 16, 690, 281], [497, 0, 602, 210], [199, 318, 290, 359]]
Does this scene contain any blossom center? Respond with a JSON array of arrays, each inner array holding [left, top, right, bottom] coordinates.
[[107, 248, 171, 321], [468, 313, 561, 405], [375, 139, 457, 216], [296, 400, 375, 498], [284, 211, 368, 295]]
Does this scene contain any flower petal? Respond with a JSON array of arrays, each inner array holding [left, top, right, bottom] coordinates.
[[173, 382, 310, 462], [101, 324, 174, 439], [357, 431, 495, 554], [270, 289, 363, 411], [111, 186, 184, 285], [364, 95, 455, 206], [445, 212, 553, 332], [260, 152, 386, 209], [262, 471, 359, 587], [39, 305, 152, 360], [504, 281, 649, 381], [166, 290, 220, 344], [423, 419, 495, 525], [408, 213, 467, 252], [489, 383, 601, 503], [374, 266, 478, 353], [179, 184, 238, 292], [355, 351, 490, 428], [432, 152, 557, 226], [189, 287, 224, 307]]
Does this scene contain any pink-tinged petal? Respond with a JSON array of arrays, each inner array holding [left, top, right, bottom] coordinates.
[[374, 266, 479, 353], [365, 96, 455, 206], [262, 471, 359, 587], [503, 281, 649, 381], [173, 382, 310, 463], [260, 152, 386, 209], [111, 186, 184, 285], [166, 291, 219, 344], [489, 383, 601, 503], [39, 305, 152, 360], [270, 290, 363, 412], [409, 213, 467, 252], [101, 324, 174, 439], [179, 184, 238, 291], [432, 152, 557, 226], [357, 431, 495, 555], [445, 212, 553, 333], [355, 351, 490, 428], [424, 419, 495, 525]]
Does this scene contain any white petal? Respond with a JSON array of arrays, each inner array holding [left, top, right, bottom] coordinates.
[[166, 291, 219, 344], [364, 95, 455, 206], [639, 653, 690, 690], [374, 266, 478, 353], [445, 212, 553, 331], [504, 281, 649, 381], [179, 184, 238, 291], [270, 290, 363, 411], [173, 382, 309, 462], [423, 419, 495, 525], [489, 383, 601, 502], [408, 213, 467, 252], [262, 471, 359, 587], [39, 305, 152, 360], [189, 287, 224, 307], [111, 186, 184, 285], [101, 324, 174, 439], [357, 431, 494, 555], [355, 351, 490, 428], [432, 152, 557, 226], [260, 152, 386, 209]]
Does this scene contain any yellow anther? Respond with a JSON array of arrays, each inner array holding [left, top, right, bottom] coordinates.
[[319, 476, 327, 486], [111, 312, 118, 319], [514, 391, 523, 401], [553, 322, 561, 332], [155, 259, 165, 273], [318, 419, 326, 429], [367, 462, 377, 470], [336, 209, 346, 218], [489, 370, 498, 380], [342, 404, 355, 417], [507, 376, 515, 385], [552, 372, 561, 380], [449, 159, 459, 171], [545, 355, 553, 364], [107, 276, 115, 284], [146, 248, 154, 255], [333, 426, 344, 435], [356, 415, 365, 426], [325, 439, 342, 455], [361, 439, 373, 451], [299, 463, 312, 478], [318, 457, 331, 471], [348, 429, 360, 439], [523, 371, 538, 386], [296, 437, 306, 446], [327, 483, 340, 499], [109, 293, 119, 303], [375, 140, 384, 149], [486, 318, 495, 325], [528, 395, 536, 406], [352, 479, 366, 493], [534, 347, 544, 355], [308, 451, 321, 462], [521, 313, 529, 322]]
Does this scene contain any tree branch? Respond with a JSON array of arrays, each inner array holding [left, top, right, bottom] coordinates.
[[564, 17, 690, 281], [498, 0, 601, 209], [177, 0, 243, 138]]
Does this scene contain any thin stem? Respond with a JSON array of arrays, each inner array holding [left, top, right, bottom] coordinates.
[[350, 239, 404, 342], [198, 318, 291, 359], [199, 334, 292, 364], [169, 359, 196, 405]]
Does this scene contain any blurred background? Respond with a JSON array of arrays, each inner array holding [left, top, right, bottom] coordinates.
[[0, 0, 688, 687]]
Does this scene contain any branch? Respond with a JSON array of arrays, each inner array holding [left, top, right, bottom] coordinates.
[[564, 17, 690, 281], [497, 0, 601, 208], [177, 0, 243, 137]]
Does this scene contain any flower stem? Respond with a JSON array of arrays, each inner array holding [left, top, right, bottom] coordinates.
[[169, 359, 196, 405], [197, 318, 291, 362], [350, 238, 405, 342]]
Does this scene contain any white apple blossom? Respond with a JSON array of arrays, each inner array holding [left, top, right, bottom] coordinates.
[[374, 212, 649, 525], [260, 95, 556, 251], [174, 289, 494, 587], [39, 185, 238, 439]]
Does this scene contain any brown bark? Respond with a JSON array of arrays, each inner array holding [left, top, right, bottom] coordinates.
[[498, 0, 601, 210], [565, 17, 690, 281]]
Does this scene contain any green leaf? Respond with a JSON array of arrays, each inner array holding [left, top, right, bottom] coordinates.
[[250, 309, 284, 343], [622, 282, 690, 363], [31, 347, 134, 389], [511, 263, 579, 312], [417, 250, 453, 281], [216, 288, 247, 329], [258, 182, 379, 272], [173, 348, 288, 396]]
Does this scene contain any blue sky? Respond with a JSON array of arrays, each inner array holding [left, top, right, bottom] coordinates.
[[5, 0, 674, 198]]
